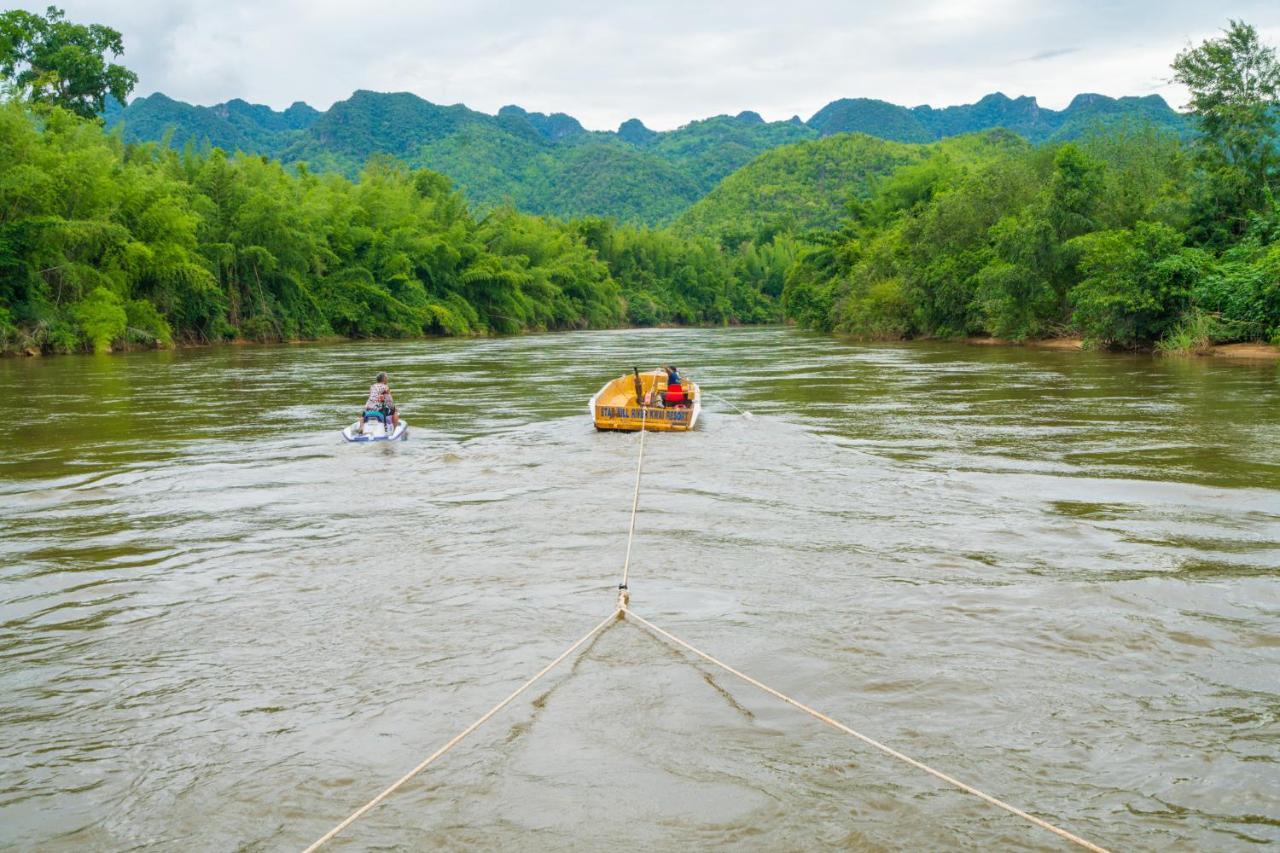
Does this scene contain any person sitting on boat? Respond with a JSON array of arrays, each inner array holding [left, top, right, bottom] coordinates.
[[361, 372, 399, 428], [662, 365, 687, 407]]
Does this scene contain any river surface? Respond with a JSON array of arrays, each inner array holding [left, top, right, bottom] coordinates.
[[1, 327, 1278, 851]]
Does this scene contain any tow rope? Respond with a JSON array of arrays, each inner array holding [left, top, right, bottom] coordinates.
[[304, 397, 1110, 852]]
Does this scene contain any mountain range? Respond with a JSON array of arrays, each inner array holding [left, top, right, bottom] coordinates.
[[104, 89, 1189, 225]]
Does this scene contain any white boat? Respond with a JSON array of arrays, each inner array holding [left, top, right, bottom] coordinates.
[[341, 418, 408, 442]]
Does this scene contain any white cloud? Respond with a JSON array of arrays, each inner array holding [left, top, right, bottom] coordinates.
[[19, 0, 1280, 129]]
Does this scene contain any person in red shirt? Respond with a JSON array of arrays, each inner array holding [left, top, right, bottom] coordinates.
[[662, 365, 686, 407]]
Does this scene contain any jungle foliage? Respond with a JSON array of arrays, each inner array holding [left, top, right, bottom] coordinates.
[[0, 5, 136, 119], [0, 102, 792, 353], [3, 9, 1277, 356], [105, 89, 1188, 226], [780, 21, 1280, 351]]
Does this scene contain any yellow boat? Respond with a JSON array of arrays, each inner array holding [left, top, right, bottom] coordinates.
[[590, 369, 702, 432]]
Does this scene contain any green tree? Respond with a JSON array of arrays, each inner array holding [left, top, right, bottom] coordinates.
[[0, 4, 136, 117], [974, 144, 1104, 338], [1172, 20, 1280, 243], [1069, 222, 1208, 348], [1193, 235, 1280, 342], [0, 5, 136, 119], [70, 286, 126, 352]]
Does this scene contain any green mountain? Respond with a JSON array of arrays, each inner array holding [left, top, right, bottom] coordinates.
[[1047, 93, 1191, 140], [676, 134, 920, 240], [806, 98, 934, 142], [105, 89, 1189, 224], [497, 104, 586, 141], [675, 130, 1031, 240], [526, 142, 703, 222], [102, 92, 318, 156], [646, 113, 816, 194], [809, 92, 1190, 143]]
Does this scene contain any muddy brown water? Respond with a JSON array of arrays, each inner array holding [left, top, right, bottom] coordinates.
[[1, 327, 1278, 850]]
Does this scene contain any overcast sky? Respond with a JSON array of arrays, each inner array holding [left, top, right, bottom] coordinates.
[[23, 1, 1280, 130]]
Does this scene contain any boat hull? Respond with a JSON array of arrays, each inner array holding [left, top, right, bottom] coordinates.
[[589, 372, 700, 432], [341, 420, 409, 442]]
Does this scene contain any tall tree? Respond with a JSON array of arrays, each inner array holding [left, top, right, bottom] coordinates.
[[1172, 20, 1280, 242], [0, 5, 137, 119]]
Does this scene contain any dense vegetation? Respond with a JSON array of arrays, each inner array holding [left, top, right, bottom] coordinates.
[[808, 93, 1189, 145], [104, 92, 818, 226], [676, 130, 1030, 242], [2, 7, 1276, 356], [105, 88, 1189, 225], [0, 100, 795, 353], [780, 21, 1280, 351], [0, 5, 135, 118]]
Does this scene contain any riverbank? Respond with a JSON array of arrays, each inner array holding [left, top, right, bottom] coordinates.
[[1211, 342, 1280, 360], [10, 327, 1280, 363], [966, 336, 1280, 360], [0, 320, 776, 359], [2, 333, 440, 358], [967, 336, 1085, 351]]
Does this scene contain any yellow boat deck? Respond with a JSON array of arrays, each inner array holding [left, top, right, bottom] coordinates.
[[590, 371, 701, 431]]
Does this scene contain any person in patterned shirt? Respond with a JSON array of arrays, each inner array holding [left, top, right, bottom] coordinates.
[[360, 371, 399, 428]]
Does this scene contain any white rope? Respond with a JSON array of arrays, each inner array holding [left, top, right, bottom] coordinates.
[[301, 373, 1110, 852], [704, 389, 754, 419], [619, 398, 648, 590], [624, 609, 1111, 853], [302, 610, 620, 852]]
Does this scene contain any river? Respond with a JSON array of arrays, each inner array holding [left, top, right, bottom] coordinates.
[[1, 327, 1278, 850]]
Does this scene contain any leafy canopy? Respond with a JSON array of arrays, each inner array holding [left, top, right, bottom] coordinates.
[[108, 87, 1189, 226], [0, 100, 792, 355], [1173, 20, 1280, 243], [0, 5, 136, 119]]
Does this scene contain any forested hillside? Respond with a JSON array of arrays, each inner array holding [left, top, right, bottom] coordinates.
[[675, 131, 1030, 241], [780, 43, 1280, 351], [808, 92, 1188, 143], [0, 101, 786, 354], [101, 93, 319, 158], [2, 7, 1277, 357], [105, 92, 818, 224], [105, 88, 1189, 224]]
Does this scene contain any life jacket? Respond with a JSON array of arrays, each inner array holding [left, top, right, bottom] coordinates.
[[664, 382, 685, 404]]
